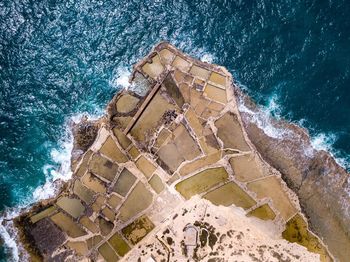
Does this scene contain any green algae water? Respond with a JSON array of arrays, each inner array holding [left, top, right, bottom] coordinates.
[[1, 0, 350, 260]]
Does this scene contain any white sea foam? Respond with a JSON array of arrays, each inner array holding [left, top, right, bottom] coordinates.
[[310, 132, 349, 169], [238, 91, 350, 170], [33, 111, 103, 201], [265, 94, 282, 118], [200, 53, 215, 63], [310, 132, 337, 152], [0, 209, 21, 262], [32, 125, 74, 201], [296, 117, 349, 169], [0, 110, 104, 261], [238, 94, 291, 139], [0, 196, 35, 262], [110, 66, 131, 90]]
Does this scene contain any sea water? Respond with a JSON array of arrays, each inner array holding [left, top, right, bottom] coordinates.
[[1, 0, 350, 260]]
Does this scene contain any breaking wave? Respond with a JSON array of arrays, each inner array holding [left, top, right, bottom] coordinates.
[[0, 208, 23, 262], [1, 1, 350, 260], [33, 110, 103, 201], [200, 53, 215, 64], [310, 133, 350, 170], [110, 66, 131, 90], [237, 91, 350, 171], [0, 111, 104, 261], [238, 93, 292, 139]]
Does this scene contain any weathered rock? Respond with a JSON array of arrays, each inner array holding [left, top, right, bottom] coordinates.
[[238, 90, 350, 261], [30, 218, 66, 256], [71, 117, 100, 169], [11, 42, 341, 262]]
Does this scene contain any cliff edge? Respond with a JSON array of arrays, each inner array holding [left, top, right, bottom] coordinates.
[[13, 42, 346, 261]]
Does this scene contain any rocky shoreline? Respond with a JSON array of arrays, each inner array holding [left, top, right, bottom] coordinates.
[[237, 90, 350, 261], [7, 42, 348, 261]]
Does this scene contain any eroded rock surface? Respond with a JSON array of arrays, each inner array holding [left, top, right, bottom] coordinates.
[[14, 43, 338, 262], [238, 92, 350, 262]]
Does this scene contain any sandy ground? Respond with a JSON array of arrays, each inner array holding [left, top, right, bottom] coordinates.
[[124, 197, 320, 262]]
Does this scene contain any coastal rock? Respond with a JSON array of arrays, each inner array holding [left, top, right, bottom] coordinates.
[[238, 91, 350, 261], [12, 42, 340, 262], [71, 117, 100, 169]]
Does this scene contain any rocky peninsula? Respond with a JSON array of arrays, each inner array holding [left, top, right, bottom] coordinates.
[[13, 43, 349, 261]]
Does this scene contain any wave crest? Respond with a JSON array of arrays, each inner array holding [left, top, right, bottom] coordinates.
[[110, 66, 131, 90], [0, 111, 103, 261], [237, 91, 350, 170]]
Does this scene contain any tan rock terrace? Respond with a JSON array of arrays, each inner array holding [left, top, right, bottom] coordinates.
[[18, 42, 333, 262]]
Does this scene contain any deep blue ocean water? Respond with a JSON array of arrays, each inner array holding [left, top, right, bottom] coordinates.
[[1, 0, 349, 260]]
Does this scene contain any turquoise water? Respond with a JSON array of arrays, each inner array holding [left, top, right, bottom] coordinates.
[[1, 0, 350, 260]]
